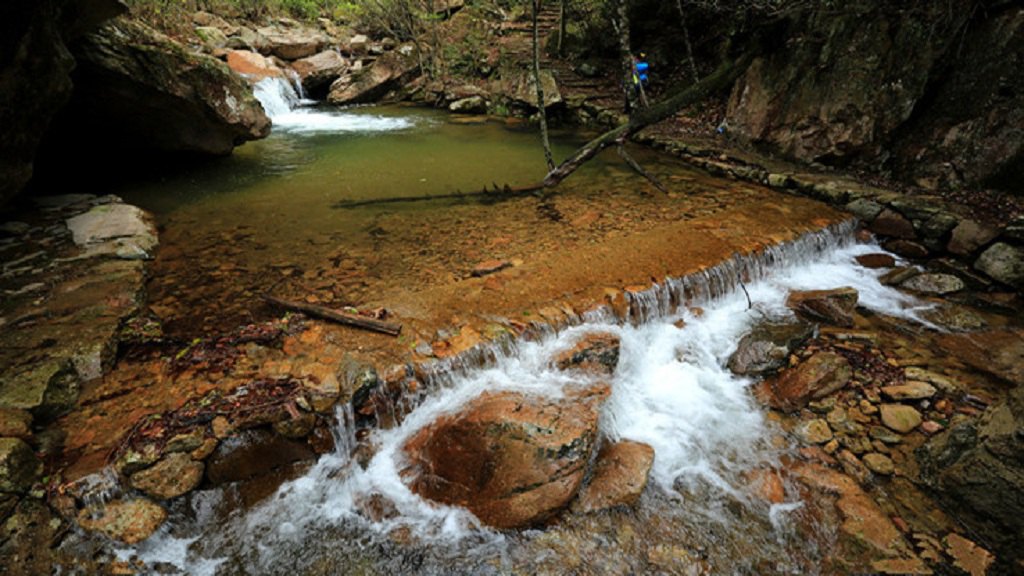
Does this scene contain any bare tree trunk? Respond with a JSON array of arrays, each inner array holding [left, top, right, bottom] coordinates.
[[676, 0, 701, 82], [541, 52, 753, 188], [532, 0, 555, 171], [557, 0, 567, 56], [614, 0, 637, 114]]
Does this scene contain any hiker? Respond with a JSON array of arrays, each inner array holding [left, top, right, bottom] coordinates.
[[624, 52, 650, 113]]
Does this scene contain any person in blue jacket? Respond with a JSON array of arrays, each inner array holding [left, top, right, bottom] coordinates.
[[625, 52, 650, 113]]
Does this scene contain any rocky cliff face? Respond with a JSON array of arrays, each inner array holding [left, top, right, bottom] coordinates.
[[0, 0, 123, 208], [725, 0, 1023, 194]]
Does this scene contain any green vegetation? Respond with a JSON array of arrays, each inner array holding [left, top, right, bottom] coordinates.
[[124, 0, 361, 24]]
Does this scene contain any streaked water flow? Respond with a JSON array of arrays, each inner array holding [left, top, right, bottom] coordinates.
[[119, 226, 934, 575]]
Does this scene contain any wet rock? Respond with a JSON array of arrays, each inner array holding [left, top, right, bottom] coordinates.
[[66, 203, 158, 260], [786, 287, 859, 327], [919, 384, 1024, 556], [904, 367, 960, 395], [855, 253, 896, 269], [935, 329, 1024, 386], [573, 440, 654, 513], [0, 360, 79, 421], [256, 24, 330, 60], [272, 412, 316, 438], [449, 96, 487, 113], [869, 426, 902, 444], [947, 220, 999, 257], [922, 304, 987, 332], [67, 19, 270, 156], [727, 320, 816, 376], [918, 211, 959, 240], [0, 410, 32, 439], [77, 498, 166, 544], [880, 404, 922, 433], [899, 273, 964, 295], [328, 44, 419, 105], [797, 419, 833, 444], [883, 239, 929, 259], [402, 384, 609, 529], [944, 533, 995, 576], [920, 421, 944, 435], [880, 266, 920, 286], [553, 332, 621, 376], [862, 452, 895, 476], [871, 209, 916, 239], [292, 50, 348, 94], [129, 453, 204, 500], [767, 352, 852, 412], [974, 242, 1024, 289], [0, 438, 42, 493], [226, 49, 286, 81], [881, 382, 936, 401], [206, 429, 314, 485]]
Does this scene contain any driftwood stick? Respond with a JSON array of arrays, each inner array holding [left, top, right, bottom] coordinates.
[[617, 142, 668, 194], [262, 294, 402, 336], [331, 183, 544, 209]]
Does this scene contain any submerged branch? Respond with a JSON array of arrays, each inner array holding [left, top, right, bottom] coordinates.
[[331, 183, 543, 209]]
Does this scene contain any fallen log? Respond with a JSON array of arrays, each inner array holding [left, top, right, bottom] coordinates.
[[262, 294, 402, 336]]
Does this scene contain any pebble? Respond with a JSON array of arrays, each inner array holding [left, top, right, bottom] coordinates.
[[920, 420, 945, 435], [869, 425, 903, 444], [880, 404, 922, 434], [798, 419, 833, 444], [823, 439, 840, 454], [863, 452, 895, 475], [881, 381, 937, 401], [859, 399, 878, 415]]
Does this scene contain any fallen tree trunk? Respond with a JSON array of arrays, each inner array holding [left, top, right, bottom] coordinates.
[[262, 294, 402, 336], [541, 52, 755, 189]]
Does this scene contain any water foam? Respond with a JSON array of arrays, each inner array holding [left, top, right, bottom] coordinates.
[[253, 78, 415, 134], [120, 231, 934, 574]]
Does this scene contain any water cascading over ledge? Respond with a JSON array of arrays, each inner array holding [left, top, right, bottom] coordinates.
[[110, 215, 934, 575]]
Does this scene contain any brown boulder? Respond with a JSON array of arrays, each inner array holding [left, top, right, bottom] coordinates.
[[256, 25, 330, 61], [328, 44, 419, 105], [291, 50, 348, 94], [947, 220, 999, 257], [855, 253, 896, 269], [573, 440, 654, 513], [870, 209, 917, 239], [767, 352, 852, 411], [786, 287, 859, 327], [206, 429, 315, 485], [727, 320, 815, 376], [935, 329, 1024, 387], [226, 50, 286, 82], [553, 332, 621, 376], [402, 384, 610, 529]]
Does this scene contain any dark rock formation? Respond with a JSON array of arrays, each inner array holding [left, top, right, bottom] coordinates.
[[328, 44, 419, 105], [727, 320, 816, 376], [726, 1, 1024, 193], [402, 384, 609, 529], [0, 0, 123, 208], [765, 351, 853, 412], [64, 18, 270, 156], [918, 383, 1024, 561], [786, 287, 859, 327], [552, 332, 621, 376]]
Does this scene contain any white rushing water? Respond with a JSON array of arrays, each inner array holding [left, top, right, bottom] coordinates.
[[122, 227, 935, 574], [252, 77, 415, 134]]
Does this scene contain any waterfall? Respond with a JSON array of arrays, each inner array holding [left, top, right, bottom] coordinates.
[[251, 77, 416, 134], [119, 229, 936, 575]]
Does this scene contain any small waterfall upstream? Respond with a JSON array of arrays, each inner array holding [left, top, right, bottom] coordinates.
[[252, 77, 416, 134], [120, 225, 935, 574]]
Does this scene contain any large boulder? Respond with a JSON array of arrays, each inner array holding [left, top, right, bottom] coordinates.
[[77, 498, 166, 544], [0, 438, 42, 494], [402, 384, 610, 529], [727, 320, 816, 376], [256, 24, 330, 61], [328, 44, 419, 105], [291, 49, 348, 95], [552, 332, 621, 376], [60, 18, 270, 157], [0, 0, 123, 207], [504, 69, 562, 110]]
